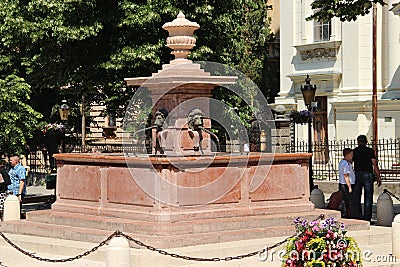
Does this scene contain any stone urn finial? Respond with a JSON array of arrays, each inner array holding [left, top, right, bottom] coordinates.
[[162, 12, 200, 59]]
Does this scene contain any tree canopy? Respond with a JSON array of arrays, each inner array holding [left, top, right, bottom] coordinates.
[[0, 0, 275, 154], [0, 75, 42, 155], [307, 0, 386, 22]]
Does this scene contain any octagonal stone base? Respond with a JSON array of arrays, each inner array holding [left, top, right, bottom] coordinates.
[[1, 153, 346, 248]]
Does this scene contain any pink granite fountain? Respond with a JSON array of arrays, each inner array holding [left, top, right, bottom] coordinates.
[[0, 13, 349, 248]]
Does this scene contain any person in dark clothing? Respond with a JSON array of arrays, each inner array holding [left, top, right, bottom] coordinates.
[[353, 135, 382, 222], [0, 159, 11, 219], [0, 160, 11, 192]]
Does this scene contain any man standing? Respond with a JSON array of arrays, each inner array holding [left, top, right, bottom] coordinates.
[[7, 155, 26, 202], [353, 135, 382, 222]]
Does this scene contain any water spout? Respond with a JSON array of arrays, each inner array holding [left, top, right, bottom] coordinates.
[[199, 126, 220, 152]]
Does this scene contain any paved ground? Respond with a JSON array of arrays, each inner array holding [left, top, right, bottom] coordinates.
[[0, 247, 106, 267], [0, 185, 398, 267], [0, 226, 398, 267]]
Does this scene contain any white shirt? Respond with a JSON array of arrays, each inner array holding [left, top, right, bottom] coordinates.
[[339, 159, 356, 185]]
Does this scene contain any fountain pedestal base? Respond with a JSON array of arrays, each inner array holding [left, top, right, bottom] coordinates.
[[0, 153, 347, 248]]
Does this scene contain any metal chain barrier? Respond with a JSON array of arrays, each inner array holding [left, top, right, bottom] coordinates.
[[0, 214, 325, 263], [118, 214, 325, 262], [120, 232, 295, 262], [0, 231, 118, 263], [0, 229, 294, 263]]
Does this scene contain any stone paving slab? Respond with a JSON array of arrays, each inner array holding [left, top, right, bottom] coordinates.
[[159, 226, 398, 267], [0, 246, 106, 267]]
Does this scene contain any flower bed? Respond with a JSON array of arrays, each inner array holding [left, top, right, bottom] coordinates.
[[282, 216, 362, 267]]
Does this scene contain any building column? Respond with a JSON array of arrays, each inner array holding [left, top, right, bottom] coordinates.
[[383, 0, 400, 99]]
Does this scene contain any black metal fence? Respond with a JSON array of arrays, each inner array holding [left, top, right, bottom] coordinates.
[[291, 138, 400, 181], [26, 145, 49, 175], [25, 138, 400, 182], [25, 143, 148, 183], [66, 143, 148, 154]]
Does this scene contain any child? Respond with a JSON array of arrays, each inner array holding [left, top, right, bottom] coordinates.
[[338, 148, 361, 219]]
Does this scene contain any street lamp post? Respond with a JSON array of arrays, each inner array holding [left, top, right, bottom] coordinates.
[[300, 75, 317, 193], [59, 99, 69, 153]]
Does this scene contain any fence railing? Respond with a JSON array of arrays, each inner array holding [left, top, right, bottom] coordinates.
[[26, 143, 148, 182], [25, 138, 400, 182], [291, 138, 400, 181]]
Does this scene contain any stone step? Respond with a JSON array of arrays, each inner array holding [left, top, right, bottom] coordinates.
[[0, 209, 369, 249], [178, 232, 395, 267], [348, 226, 393, 245], [0, 222, 379, 267], [0, 220, 119, 244], [340, 218, 372, 231], [0, 232, 290, 267], [0, 219, 297, 248], [23, 209, 344, 236], [1, 226, 386, 267], [0, 232, 108, 263], [0, 245, 106, 267]]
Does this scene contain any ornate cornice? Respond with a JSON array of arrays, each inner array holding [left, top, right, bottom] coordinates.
[[287, 70, 342, 82], [331, 99, 400, 112], [294, 41, 342, 61]]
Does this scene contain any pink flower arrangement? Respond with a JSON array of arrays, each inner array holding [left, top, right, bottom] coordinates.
[[290, 110, 314, 124], [42, 123, 65, 135], [282, 216, 362, 267]]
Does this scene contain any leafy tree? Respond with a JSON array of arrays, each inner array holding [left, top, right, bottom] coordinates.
[[0, 0, 276, 146], [307, 0, 386, 22], [0, 75, 42, 155], [239, 1, 271, 86]]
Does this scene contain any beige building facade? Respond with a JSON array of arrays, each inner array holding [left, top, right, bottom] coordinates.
[[276, 0, 400, 142]]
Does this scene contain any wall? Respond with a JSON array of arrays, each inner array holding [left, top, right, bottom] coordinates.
[[333, 100, 400, 140], [278, 0, 400, 141]]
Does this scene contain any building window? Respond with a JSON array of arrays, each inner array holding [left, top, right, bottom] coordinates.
[[314, 20, 331, 42]]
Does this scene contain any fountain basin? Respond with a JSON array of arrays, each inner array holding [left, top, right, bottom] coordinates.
[[52, 152, 314, 219], [0, 152, 344, 248]]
